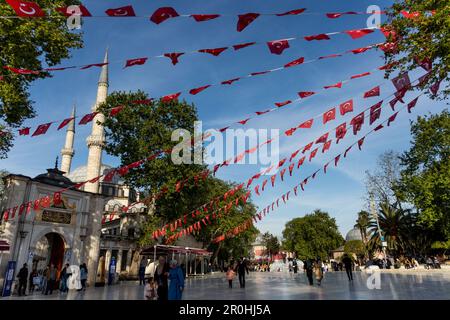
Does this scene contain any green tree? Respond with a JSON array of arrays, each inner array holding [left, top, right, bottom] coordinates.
[[396, 110, 450, 239], [354, 210, 370, 244], [282, 210, 344, 260], [0, 0, 83, 158], [383, 1, 450, 99], [344, 240, 366, 260], [260, 232, 280, 258]]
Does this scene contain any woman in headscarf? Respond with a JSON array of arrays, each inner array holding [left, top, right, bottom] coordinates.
[[154, 256, 170, 300], [168, 260, 185, 300], [314, 258, 324, 286]]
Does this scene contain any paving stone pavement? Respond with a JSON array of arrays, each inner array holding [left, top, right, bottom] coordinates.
[[3, 270, 450, 300]]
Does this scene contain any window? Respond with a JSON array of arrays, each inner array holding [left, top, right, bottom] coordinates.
[[121, 250, 128, 271]]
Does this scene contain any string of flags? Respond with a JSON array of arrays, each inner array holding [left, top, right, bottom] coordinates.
[[150, 74, 431, 240], [212, 92, 425, 244], [0, 26, 382, 78], [13, 42, 387, 138], [2, 68, 437, 222]]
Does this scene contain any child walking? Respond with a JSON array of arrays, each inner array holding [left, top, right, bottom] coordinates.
[[226, 266, 235, 288], [144, 277, 157, 300]]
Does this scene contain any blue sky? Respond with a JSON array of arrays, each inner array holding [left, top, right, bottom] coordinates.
[[1, 0, 446, 238]]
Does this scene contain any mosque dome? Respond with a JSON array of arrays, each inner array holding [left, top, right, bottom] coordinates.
[[345, 228, 363, 242], [67, 163, 123, 185]]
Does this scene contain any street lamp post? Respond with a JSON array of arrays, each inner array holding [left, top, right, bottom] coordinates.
[[370, 196, 388, 268]]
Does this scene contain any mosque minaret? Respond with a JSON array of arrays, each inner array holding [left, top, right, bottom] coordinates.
[[60, 105, 76, 174]]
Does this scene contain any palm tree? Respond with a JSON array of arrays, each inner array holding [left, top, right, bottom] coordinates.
[[354, 211, 370, 244], [368, 202, 408, 257]]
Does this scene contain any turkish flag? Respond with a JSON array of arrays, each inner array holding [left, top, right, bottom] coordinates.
[[324, 82, 342, 89], [56, 5, 91, 17], [251, 71, 269, 76], [344, 146, 352, 158], [358, 137, 365, 150], [280, 168, 286, 181], [335, 155, 341, 166], [298, 91, 315, 99], [237, 13, 260, 32], [277, 158, 287, 169], [124, 57, 148, 68], [289, 149, 300, 162], [110, 106, 124, 117], [189, 85, 211, 95], [350, 112, 365, 135], [298, 118, 314, 129], [284, 57, 304, 68], [379, 42, 398, 54], [267, 40, 290, 55], [161, 92, 181, 103], [374, 124, 384, 131], [388, 112, 398, 126], [351, 72, 371, 79], [105, 5, 136, 17], [392, 73, 411, 91], [191, 14, 220, 22], [237, 118, 250, 125], [370, 101, 382, 125], [297, 156, 305, 169], [326, 12, 358, 19], [336, 123, 347, 143], [277, 9, 306, 16], [19, 127, 30, 136], [31, 123, 52, 137], [6, 0, 45, 17], [350, 46, 371, 54], [275, 100, 291, 107], [302, 142, 313, 153], [57, 117, 75, 130], [150, 7, 179, 24], [316, 133, 329, 144], [233, 42, 256, 50], [288, 163, 295, 176], [304, 34, 330, 41], [285, 128, 297, 136], [389, 96, 401, 111], [309, 148, 318, 161], [319, 54, 342, 60], [221, 78, 240, 85], [379, 62, 397, 71], [271, 175, 276, 187], [164, 52, 184, 65], [407, 97, 419, 113], [4, 66, 39, 75], [198, 47, 228, 56], [53, 192, 62, 206], [430, 81, 441, 96], [80, 63, 107, 70], [416, 57, 432, 72], [255, 109, 270, 115], [323, 163, 330, 174], [401, 11, 421, 19], [345, 29, 375, 39], [219, 127, 229, 133], [254, 185, 260, 196], [380, 26, 397, 41], [364, 86, 380, 98], [339, 99, 354, 115], [312, 170, 319, 179], [323, 108, 336, 124], [322, 140, 332, 153], [79, 112, 98, 125]]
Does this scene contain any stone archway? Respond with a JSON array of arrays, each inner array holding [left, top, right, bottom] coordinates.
[[32, 232, 66, 275]]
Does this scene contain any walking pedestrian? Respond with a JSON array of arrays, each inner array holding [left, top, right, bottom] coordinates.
[[139, 259, 146, 285], [29, 269, 37, 294], [293, 259, 298, 274], [168, 260, 185, 300], [59, 263, 71, 293], [144, 277, 157, 300], [314, 259, 324, 286], [304, 259, 314, 285], [17, 263, 28, 296], [45, 264, 57, 295], [154, 256, 170, 301], [226, 266, 235, 288], [78, 263, 88, 291], [235, 258, 249, 288], [342, 254, 353, 281]]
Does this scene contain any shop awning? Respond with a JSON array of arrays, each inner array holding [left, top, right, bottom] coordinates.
[[0, 240, 10, 251]]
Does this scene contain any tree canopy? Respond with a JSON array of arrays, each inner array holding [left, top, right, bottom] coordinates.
[[384, 0, 450, 99], [0, 0, 83, 158], [282, 210, 344, 260], [260, 232, 280, 257]]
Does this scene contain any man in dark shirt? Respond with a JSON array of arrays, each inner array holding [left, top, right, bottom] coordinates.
[[17, 263, 28, 296], [236, 258, 249, 288], [342, 255, 353, 281]]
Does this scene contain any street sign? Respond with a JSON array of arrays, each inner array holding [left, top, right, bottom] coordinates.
[[108, 257, 116, 285], [2, 260, 16, 297]]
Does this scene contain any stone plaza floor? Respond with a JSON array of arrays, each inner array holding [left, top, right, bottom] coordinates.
[[4, 269, 450, 300]]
